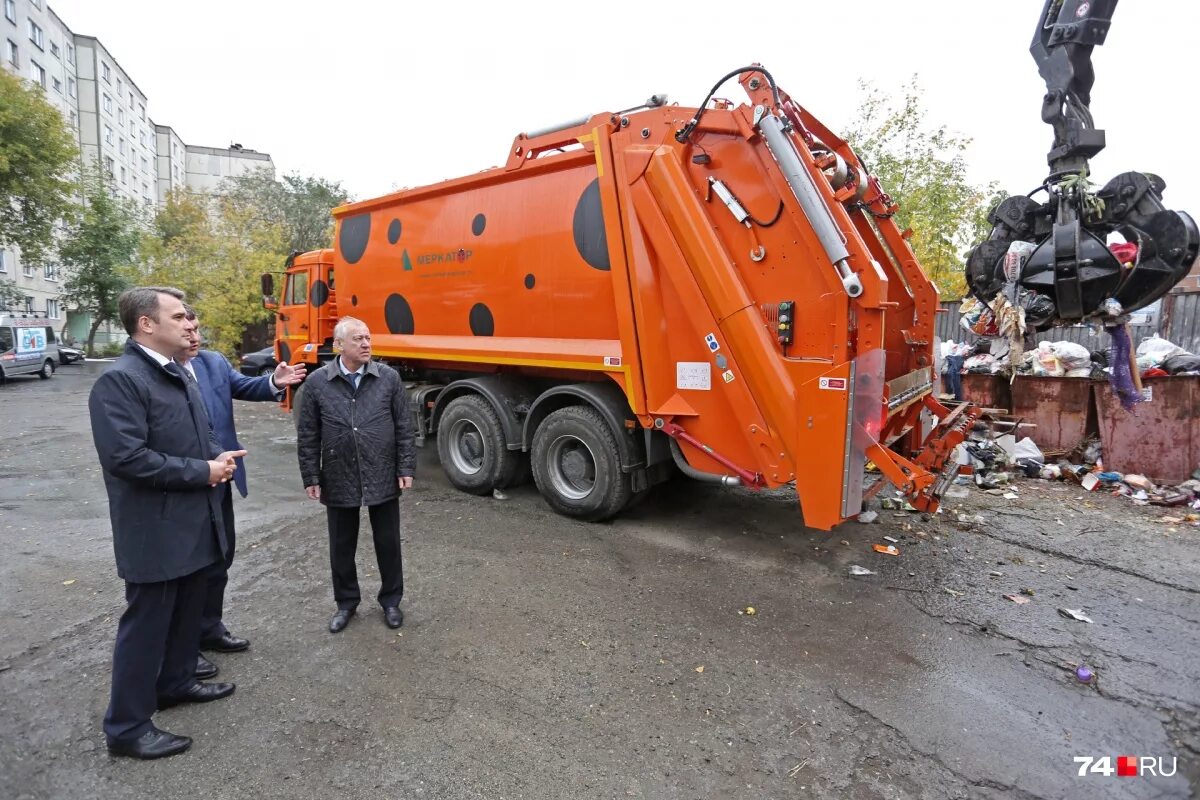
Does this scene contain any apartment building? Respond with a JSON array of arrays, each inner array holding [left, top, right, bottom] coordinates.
[[2, 1, 275, 345]]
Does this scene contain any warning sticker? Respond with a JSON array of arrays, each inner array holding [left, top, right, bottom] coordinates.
[[603, 356, 622, 367], [819, 377, 847, 391], [704, 333, 720, 352], [722, 370, 735, 383], [677, 362, 711, 390]]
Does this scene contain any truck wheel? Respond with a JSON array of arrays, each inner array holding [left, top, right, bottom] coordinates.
[[39, 359, 55, 379], [437, 395, 520, 495], [531, 405, 631, 521]]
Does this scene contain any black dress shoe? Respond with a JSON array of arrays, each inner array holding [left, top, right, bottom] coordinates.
[[107, 725, 192, 760], [384, 606, 404, 629], [195, 654, 218, 680], [329, 608, 355, 633], [200, 632, 249, 653], [157, 681, 236, 710]]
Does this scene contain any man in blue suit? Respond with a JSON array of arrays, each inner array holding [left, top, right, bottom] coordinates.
[[180, 310, 305, 673]]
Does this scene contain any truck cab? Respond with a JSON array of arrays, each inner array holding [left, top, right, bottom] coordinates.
[[264, 249, 337, 368]]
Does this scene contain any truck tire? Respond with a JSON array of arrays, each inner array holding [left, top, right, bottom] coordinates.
[[437, 395, 520, 495], [531, 405, 631, 522], [39, 359, 55, 379]]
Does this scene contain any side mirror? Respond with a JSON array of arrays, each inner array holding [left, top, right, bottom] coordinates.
[[260, 273, 275, 296]]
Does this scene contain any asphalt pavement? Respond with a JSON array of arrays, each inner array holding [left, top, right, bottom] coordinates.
[[0, 362, 1195, 799]]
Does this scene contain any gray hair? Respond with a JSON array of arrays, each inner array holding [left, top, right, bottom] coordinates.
[[332, 316, 369, 343], [118, 286, 186, 335]]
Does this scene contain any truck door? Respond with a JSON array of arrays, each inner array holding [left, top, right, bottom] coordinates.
[[277, 268, 313, 364]]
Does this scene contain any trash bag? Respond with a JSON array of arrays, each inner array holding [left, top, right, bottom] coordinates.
[[1019, 291, 1057, 329], [1162, 353, 1200, 374], [1136, 334, 1186, 369], [1049, 341, 1092, 372]]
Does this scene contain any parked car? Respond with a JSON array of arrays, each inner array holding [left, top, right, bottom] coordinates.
[[239, 346, 278, 377], [58, 345, 85, 365]]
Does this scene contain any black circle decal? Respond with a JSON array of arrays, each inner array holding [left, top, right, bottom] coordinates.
[[351, 295, 358, 306], [524, 273, 536, 289], [469, 303, 494, 336], [309, 279, 329, 308], [278, 340, 291, 364], [572, 178, 609, 270], [471, 213, 486, 236], [387, 219, 402, 244], [384, 294, 415, 334], [339, 214, 371, 265]]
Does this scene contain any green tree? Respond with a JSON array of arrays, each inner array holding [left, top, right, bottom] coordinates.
[[137, 189, 285, 356], [0, 68, 79, 264], [844, 78, 998, 298], [221, 169, 350, 253], [59, 169, 143, 355], [0, 278, 26, 311]]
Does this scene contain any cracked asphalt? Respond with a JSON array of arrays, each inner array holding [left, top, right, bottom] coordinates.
[[0, 362, 1196, 799]]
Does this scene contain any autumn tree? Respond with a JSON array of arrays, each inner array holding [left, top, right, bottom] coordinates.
[[221, 169, 349, 253], [0, 69, 79, 264], [59, 169, 143, 355], [844, 78, 998, 298]]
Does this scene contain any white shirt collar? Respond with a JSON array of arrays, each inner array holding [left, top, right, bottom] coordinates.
[[337, 357, 365, 376], [135, 342, 174, 367]]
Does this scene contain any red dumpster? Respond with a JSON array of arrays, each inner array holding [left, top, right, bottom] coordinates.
[[1009, 376, 1097, 455], [1094, 376, 1200, 484], [960, 373, 1012, 411]]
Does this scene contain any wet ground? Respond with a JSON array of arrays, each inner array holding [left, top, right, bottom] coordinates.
[[0, 362, 1196, 799]]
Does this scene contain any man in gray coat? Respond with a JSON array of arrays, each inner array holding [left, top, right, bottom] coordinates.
[[295, 317, 416, 633]]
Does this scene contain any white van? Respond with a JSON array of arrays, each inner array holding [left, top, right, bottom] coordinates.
[[0, 315, 60, 382]]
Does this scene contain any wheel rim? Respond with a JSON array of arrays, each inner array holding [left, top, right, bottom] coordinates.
[[260, 366, 273, 376], [447, 418, 486, 476], [546, 434, 597, 501]]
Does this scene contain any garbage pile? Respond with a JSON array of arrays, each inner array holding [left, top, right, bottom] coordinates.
[[945, 427, 1200, 516]]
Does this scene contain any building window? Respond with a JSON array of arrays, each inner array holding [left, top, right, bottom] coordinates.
[[29, 59, 45, 88], [46, 299, 60, 319], [51, 75, 61, 93], [103, 156, 114, 175], [68, 110, 76, 128], [118, 138, 126, 156], [104, 124, 113, 144], [27, 19, 43, 50], [67, 76, 75, 98], [101, 61, 110, 82], [24, 296, 34, 314], [3, 0, 12, 23], [117, 77, 123, 96], [128, 90, 133, 107], [65, 43, 73, 65], [44, 263, 57, 281], [6, 38, 16, 67], [119, 166, 126, 184], [49, 40, 58, 58], [140, 155, 148, 173], [29, 0, 41, 8], [0, 250, 7, 272], [102, 93, 112, 113], [117, 107, 125, 125], [23, 261, 35, 277], [138, 103, 145, 120]]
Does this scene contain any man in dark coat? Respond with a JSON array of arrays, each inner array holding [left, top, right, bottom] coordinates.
[[179, 313, 306, 673], [88, 287, 244, 760], [296, 316, 416, 633]]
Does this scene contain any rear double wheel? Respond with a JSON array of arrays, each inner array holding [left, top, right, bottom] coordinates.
[[531, 405, 630, 522], [438, 395, 524, 494]]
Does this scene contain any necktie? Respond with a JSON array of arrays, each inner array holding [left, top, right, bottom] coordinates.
[[348, 372, 360, 391]]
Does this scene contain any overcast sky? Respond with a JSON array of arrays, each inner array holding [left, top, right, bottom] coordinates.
[[50, 0, 1199, 221]]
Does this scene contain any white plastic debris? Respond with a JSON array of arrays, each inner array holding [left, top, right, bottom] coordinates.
[[847, 565, 876, 577], [1057, 608, 1094, 624], [858, 511, 878, 524]]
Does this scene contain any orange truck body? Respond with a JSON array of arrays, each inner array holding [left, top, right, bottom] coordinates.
[[272, 68, 978, 530]]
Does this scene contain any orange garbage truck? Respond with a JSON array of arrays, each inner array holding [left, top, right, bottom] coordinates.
[[264, 66, 980, 531]]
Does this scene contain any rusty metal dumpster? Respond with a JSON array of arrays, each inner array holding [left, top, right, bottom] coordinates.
[[960, 374, 1012, 411], [1009, 376, 1097, 455], [1094, 376, 1200, 484]]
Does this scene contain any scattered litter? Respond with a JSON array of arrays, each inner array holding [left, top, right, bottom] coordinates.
[[492, 488, 510, 500], [1058, 608, 1094, 624], [858, 511, 878, 524], [1159, 516, 1184, 524], [988, 570, 1004, 577], [944, 587, 964, 597], [1004, 594, 1031, 605], [1081, 473, 1100, 492], [694, 665, 705, 673], [1076, 664, 1094, 683], [742, 606, 757, 616], [62, 579, 76, 586], [945, 486, 971, 499], [872, 544, 900, 556], [1003, 492, 1019, 500], [848, 565, 876, 576], [881, 498, 917, 511], [1020, 588, 1036, 596], [883, 535, 899, 543], [1123, 474, 1154, 492]]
